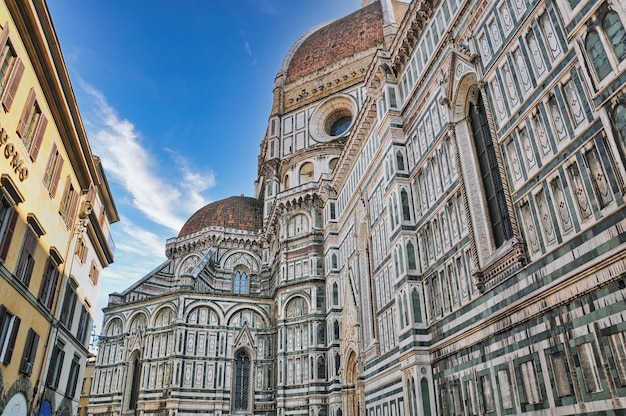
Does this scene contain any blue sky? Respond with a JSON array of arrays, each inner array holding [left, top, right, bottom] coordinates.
[[47, 0, 363, 334]]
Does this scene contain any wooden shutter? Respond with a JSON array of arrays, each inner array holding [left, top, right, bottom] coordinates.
[[0, 24, 9, 57], [3, 315, 20, 364], [29, 113, 46, 161], [2, 57, 23, 111], [53, 349, 65, 388], [37, 257, 50, 301], [67, 188, 79, 227], [16, 229, 36, 286], [16, 88, 35, 137], [49, 155, 63, 198], [20, 328, 38, 375], [0, 208, 17, 261]]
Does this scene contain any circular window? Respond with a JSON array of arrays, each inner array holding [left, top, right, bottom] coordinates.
[[327, 114, 352, 137], [309, 94, 357, 143]]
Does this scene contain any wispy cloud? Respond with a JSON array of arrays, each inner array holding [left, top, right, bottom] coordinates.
[[79, 81, 214, 232], [240, 30, 257, 66]]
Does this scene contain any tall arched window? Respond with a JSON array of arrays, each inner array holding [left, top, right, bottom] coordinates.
[[412, 288, 422, 323], [317, 323, 325, 345], [469, 91, 513, 248], [604, 11, 626, 62], [128, 354, 141, 410], [299, 162, 315, 185], [586, 31, 611, 81], [396, 151, 405, 171], [333, 320, 340, 340], [332, 282, 339, 306], [288, 213, 309, 237], [233, 270, 248, 294], [401, 189, 411, 221], [317, 355, 326, 379], [407, 378, 417, 416], [233, 350, 251, 411], [407, 242, 417, 270], [421, 378, 432, 415]]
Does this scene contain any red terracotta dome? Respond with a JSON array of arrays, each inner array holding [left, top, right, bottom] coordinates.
[[178, 196, 263, 237], [283, 1, 384, 84]]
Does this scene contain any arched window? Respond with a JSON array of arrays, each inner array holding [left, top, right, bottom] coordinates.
[[233, 270, 248, 295], [407, 242, 417, 270], [128, 354, 141, 410], [401, 189, 411, 221], [412, 288, 422, 323], [332, 282, 339, 306], [333, 320, 340, 340], [407, 378, 417, 416], [396, 151, 405, 171], [421, 377, 432, 415], [233, 350, 251, 411], [604, 11, 626, 62], [317, 355, 326, 379], [316, 288, 325, 310], [329, 158, 338, 172], [284, 174, 290, 189], [398, 294, 405, 327], [469, 91, 513, 248], [317, 323, 325, 345], [299, 162, 315, 184], [586, 31, 611, 81], [331, 253, 338, 269], [288, 214, 309, 237], [334, 354, 340, 375]]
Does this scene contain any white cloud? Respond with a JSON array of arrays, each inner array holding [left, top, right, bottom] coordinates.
[[79, 81, 214, 232]]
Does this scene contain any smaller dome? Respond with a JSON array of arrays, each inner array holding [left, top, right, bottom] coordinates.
[[178, 196, 263, 237]]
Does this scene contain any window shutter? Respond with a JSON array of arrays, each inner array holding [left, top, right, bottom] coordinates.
[[20, 328, 38, 375], [59, 179, 70, 221], [3, 315, 20, 364], [0, 305, 6, 329], [29, 113, 46, 161], [16, 229, 36, 286], [68, 189, 79, 227], [47, 263, 59, 310], [37, 257, 51, 300], [49, 155, 64, 198], [53, 350, 65, 388], [2, 57, 24, 111], [0, 24, 9, 55], [0, 208, 17, 261], [16, 88, 35, 137]]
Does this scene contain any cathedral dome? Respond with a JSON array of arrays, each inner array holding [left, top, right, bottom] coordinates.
[[178, 195, 263, 237], [282, 1, 384, 84]]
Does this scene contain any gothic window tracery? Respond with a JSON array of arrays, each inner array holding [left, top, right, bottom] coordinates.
[[288, 213, 309, 237]]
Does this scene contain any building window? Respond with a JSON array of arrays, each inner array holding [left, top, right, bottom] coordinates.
[[46, 341, 65, 388], [15, 228, 37, 286], [299, 162, 314, 185], [604, 11, 626, 62], [59, 178, 79, 228], [586, 31, 611, 81], [332, 282, 339, 306], [233, 270, 248, 295], [401, 189, 411, 221], [60, 281, 77, 329], [317, 355, 326, 379], [288, 213, 309, 237], [0, 196, 17, 262], [0, 305, 20, 364], [233, 350, 251, 411], [76, 306, 91, 346], [75, 239, 88, 263], [19, 328, 39, 376], [17, 88, 47, 160], [65, 355, 80, 397], [0, 27, 24, 112], [38, 258, 60, 310], [128, 355, 141, 410], [89, 261, 100, 286], [412, 288, 422, 323], [469, 91, 513, 248], [43, 144, 64, 198]]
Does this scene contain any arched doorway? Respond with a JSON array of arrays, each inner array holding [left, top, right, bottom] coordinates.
[[344, 351, 360, 416]]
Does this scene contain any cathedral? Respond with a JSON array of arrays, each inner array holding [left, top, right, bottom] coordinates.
[[88, 0, 626, 415]]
